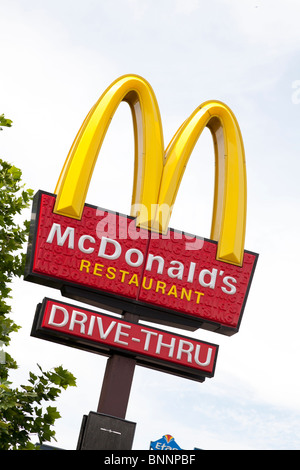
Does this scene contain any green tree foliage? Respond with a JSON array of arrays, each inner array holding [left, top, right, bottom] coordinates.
[[0, 114, 12, 131], [0, 115, 76, 450]]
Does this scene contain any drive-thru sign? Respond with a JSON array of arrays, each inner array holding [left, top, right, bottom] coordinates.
[[32, 298, 218, 382]]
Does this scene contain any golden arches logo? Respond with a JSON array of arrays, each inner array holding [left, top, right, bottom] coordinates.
[[54, 75, 247, 267]]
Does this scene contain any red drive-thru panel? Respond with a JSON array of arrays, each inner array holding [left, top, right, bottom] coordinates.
[[32, 298, 219, 382], [25, 191, 258, 335]]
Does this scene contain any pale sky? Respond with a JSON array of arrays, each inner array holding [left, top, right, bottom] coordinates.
[[1, 0, 300, 450]]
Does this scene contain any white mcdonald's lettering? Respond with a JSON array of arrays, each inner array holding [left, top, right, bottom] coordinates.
[[46, 223, 75, 249], [98, 237, 122, 260], [46, 304, 214, 368], [45, 223, 237, 295]]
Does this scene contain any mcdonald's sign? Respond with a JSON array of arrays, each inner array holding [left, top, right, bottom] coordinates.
[[25, 75, 258, 335]]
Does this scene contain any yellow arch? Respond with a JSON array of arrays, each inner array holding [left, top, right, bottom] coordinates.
[[152, 101, 246, 266], [54, 74, 164, 227], [53, 75, 247, 266]]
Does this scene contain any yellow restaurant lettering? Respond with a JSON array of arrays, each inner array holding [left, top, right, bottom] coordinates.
[[79, 259, 204, 304]]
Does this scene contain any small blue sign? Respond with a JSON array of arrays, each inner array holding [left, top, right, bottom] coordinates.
[[150, 434, 181, 450]]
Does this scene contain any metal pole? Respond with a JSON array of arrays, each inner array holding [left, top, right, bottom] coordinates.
[[97, 312, 139, 419]]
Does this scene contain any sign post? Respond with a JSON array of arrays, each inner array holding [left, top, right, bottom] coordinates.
[[97, 312, 138, 419]]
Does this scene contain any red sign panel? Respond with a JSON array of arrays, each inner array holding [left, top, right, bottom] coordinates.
[[32, 298, 219, 382], [25, 191, 258, 335]]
